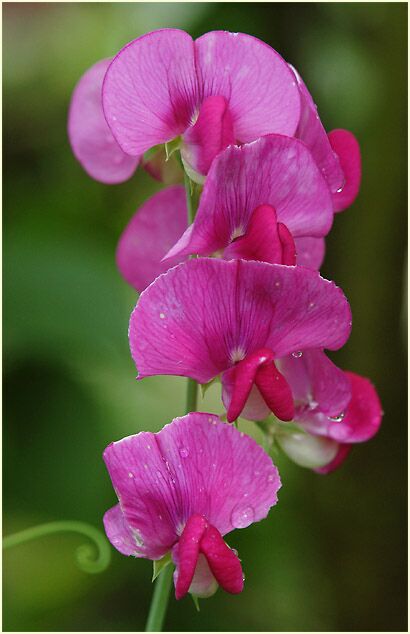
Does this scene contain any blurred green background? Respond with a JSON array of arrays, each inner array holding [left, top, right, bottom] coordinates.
[[3, 2, 407, 631]]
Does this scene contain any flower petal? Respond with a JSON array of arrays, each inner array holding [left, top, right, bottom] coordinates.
[[103, 413, 281, 559], [200, 524, 244, 594], [277, 432, 340, 469], [103, 504, 142, 557], [196, 31, 300, 139], [314, 444, 352, 474], [116, 186, 188, 293], [130, 259, 352, 383], [328, 129, 361, 212], [68, 59, 139, 184], [322, 372, 382, 444], [174, 514, 207, 600], [165, 135, 333, 260], [295, 236, 325, 270], [291, 64, 344, 194], [103, 29, 199, 155], [181, 95, 235, 177], [222, 371, 271, 422]]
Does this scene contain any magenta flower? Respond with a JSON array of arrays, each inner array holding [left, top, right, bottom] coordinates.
[[273, 352, 383, 472], [129, 258, 351, 423], [116, 186, 188, 293], [165, 134, 332, 269], [102, 29, 301, 182], [103, 413, 281, 599], [291, 65, 361, 212], [68, 58, 182, 185]]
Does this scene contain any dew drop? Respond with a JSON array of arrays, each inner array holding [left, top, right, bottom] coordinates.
[[144, 463, 148, 470], [336, 179, 346, 194], [179, 446, 189, 458], [292, 350, 303, 358], [267, 474, 275, 482], [308, 400, 319, 411], [231, 505, 255, 529], [159, 313, 165, 319], [329, 411, 345, 423], [128, 472, 134, 478], [231, 548, 239, 556]]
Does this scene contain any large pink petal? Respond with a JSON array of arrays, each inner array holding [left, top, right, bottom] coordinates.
[[68, 58, 139, 184], [102, 29, 199, 155], [130, 259, 352, 383], [295, 237, 325, 270], [290, 64, 344, 195], [196, 32, 300, 140], [166, 135, 333, 260], [328, 129, 362, 212], [116, 186, 188, 293], [103, 413, 281, 560]]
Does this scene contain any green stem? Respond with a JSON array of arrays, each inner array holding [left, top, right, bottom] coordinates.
[[145, 562, 174, 631], [145, 171, 199, 631], [3, 520, 111, 574]]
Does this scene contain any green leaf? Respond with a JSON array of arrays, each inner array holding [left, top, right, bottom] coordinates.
[[152, 552, 172, 582], [165, 137, 181, 161]]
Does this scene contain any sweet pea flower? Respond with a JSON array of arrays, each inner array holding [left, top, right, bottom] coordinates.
[[103, 412, 281, 599], [291, 65, 361, 212], [68, 58, 182, 184], [102, 29, 301, 183], [271, 352, 382, 473], [129, 258, 352, 423], [116, 186, 188, 293], [165, 134, 332, 269]]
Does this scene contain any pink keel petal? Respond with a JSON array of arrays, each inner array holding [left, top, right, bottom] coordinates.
[[328, 129, 362, 212], [255, 362, 295, 422], [226, 348, 274, 422], [222, 370, 271, 422], [175, 515, 208, 600], [224, 205, 295, 266], [103, 29, 199, 155], [116, 186, 188, 293], [314, 444, 352, 474], [200, 524, 244, 595], [182, 96, 235, 177], [68, 58, 139, 184]]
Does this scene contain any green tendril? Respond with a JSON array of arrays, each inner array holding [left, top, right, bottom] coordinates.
[[3, 520, 111, 574]]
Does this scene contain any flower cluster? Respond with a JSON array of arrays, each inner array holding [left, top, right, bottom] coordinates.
[[69, 29, 382, 603]]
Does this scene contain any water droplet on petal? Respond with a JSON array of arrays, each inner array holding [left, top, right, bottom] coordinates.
[[336, 179, 346, 194], [128, 472, 134, 478], [179, 446, 189, 458], [329, 411, 345, 423], [231, 505, 255, 529], [267, 473, 275, 483], [292, 350, 303, 358], [231, 548, 239, 556]]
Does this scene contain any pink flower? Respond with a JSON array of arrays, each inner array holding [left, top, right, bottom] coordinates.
[[272, 351, 383, 472], [102, 29, 301, 182], [68, 58, 182, 185], [116, 186, 188, 293], [165, 134, 332, 269], [129, 258, 352, 423], [103, 413, 281, 599], [291, 65, 361, 212]]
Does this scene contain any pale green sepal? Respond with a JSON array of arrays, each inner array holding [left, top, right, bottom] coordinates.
[[152, 552, 172, 582], [191, 594, 201, 612], [165, 137, 181, 161], [143, 144, 163, 162], [199, 376, 219, 399]]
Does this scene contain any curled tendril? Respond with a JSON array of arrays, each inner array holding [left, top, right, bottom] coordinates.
[[3, 520, 111, 574]]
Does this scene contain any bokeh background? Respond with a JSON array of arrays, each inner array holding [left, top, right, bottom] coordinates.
[[3, 2, 407, 631]]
